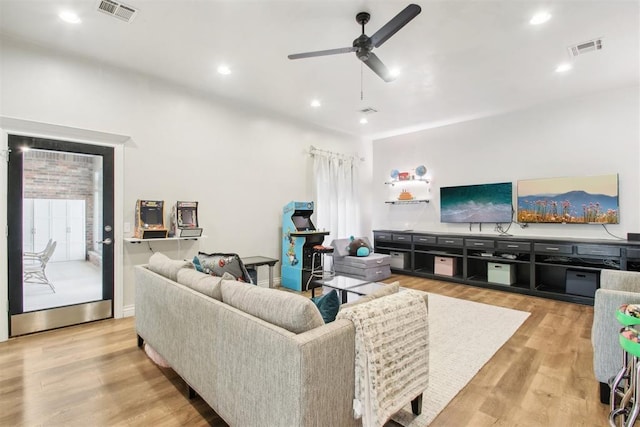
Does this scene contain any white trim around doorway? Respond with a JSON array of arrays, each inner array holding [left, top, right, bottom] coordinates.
[[0, 116, 130, 342]]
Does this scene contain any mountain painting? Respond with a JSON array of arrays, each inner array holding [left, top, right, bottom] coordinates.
[[517, 174, 619, 224]]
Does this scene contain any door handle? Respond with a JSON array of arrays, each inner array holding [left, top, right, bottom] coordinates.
[[97, 238, 112, 245]]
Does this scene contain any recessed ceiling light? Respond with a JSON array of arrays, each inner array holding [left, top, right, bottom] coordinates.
[[59, 11, 81, 24], [555, 63, 573, 73], [310, 99, 321, 108], [359, 118, 368, 124], [530, 12, 551, 25], [217, 65, 231, 75], [389, 68, 401, 78]]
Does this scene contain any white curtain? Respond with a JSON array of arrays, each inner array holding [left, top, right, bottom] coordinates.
[[312, 150, 360, 245]]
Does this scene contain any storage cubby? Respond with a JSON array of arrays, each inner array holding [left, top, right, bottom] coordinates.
[[534, 264, 568, 294], [624, 248, 640, 272], [412, 234, 464, 281], [373, 231, 412, 273], [373, 230, 640, 305], [413, 251, 435, 275], [467, 257, 530, 291]]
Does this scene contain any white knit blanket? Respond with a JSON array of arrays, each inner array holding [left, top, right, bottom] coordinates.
[[337, 290, 429, 427]]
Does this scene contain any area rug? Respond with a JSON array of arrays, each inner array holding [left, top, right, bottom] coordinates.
[[390, 293, 530, 426]]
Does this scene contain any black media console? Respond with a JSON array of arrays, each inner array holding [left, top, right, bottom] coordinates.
[[373, 230, 640, 305]]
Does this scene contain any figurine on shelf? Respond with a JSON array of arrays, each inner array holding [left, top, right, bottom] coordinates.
[[398, 189, 414, 200]]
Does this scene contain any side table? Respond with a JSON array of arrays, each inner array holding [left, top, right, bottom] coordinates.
[[241, 256, 279, 288]]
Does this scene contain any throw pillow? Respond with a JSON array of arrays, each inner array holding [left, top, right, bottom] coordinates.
[[195, 252, 252, 282], [192, 256, 203, 272], [311, 289, 340, 323]]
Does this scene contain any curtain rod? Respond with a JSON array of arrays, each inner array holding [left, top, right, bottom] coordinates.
[[308, 145, 364, 162]]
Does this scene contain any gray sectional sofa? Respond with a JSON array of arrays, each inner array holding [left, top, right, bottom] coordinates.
[[134, 253, 427, 427], [592, 269, 640, 403]]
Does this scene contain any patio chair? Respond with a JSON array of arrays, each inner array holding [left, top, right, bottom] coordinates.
[[23, 239, 57, 293]]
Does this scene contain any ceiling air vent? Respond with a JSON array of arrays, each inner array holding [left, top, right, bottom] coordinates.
[[97, 0, 138, 23], [359, 107, 378, 114], [568, 38, 603, 57]]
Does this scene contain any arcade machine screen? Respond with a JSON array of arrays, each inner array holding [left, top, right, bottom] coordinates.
[[180, 209, 193, 225], [172, 201, 202, 237], [292, 214, 313, 231], [141, 207, 162, 226]]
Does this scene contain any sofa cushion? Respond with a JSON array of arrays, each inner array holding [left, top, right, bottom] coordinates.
[[177, 268, 223, 301], [148, 252, 193, 282], [221, 281, 324, 334], [311, 289, 341, 323]]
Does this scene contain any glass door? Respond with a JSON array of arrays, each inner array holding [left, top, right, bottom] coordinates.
[[7, 135, 114, 336]]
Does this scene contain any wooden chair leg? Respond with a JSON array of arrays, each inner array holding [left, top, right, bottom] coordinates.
[[412, 393, 423, 415]]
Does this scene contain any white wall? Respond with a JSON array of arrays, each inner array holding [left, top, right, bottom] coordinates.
[[372, 85, 640, 239], [0, 37, 370, 319]]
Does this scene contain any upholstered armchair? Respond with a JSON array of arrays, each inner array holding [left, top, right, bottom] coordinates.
[[592, 269, 640, 403]]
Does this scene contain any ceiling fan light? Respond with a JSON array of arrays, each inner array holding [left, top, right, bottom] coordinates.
[[217, 65, 231, 75], [555, 63, 572, 73], [310, 99, 321, 108], [389, 68, 401, 78], [530, 12, 551, 25], [359, 117, 368, 124], [59, 11, 81, 24]]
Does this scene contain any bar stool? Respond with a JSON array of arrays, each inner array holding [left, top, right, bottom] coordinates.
[[306, 245, 335, 290], [609, 304, 640, 427]]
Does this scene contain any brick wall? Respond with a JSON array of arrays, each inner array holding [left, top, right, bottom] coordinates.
[[23, 150, 99, 259]]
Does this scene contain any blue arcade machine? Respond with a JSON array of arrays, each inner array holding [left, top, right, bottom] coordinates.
[[281, 201, 330, 291]]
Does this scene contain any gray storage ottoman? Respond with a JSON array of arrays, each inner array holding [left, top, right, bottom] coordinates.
[[330, 237, 392, 281]]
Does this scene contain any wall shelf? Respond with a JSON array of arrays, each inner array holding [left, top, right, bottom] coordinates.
[[125, 236, 205, 244], [384, 178, 429, 186], [385, 199, 430, 204]]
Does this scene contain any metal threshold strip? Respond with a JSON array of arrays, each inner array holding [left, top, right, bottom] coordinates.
[[11, 300, 112, 336]]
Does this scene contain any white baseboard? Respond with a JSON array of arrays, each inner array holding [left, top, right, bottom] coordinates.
[[122, 304, 135, 317]]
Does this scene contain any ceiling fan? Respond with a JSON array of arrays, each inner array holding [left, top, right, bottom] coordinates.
[[288, 4, 422, 82]]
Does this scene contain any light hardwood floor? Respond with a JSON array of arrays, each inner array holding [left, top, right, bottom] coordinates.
[[0, 275, 609, 426]]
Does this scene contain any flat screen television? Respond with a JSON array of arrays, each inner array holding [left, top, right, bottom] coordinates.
[[517, 174, 619, 224], [440, 182, 513, 223]]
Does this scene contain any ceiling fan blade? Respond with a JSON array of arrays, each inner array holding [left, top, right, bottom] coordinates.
[[288, 46, 357, 60], [370, 4, 422, 48], [363, 52, 395, 82]]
